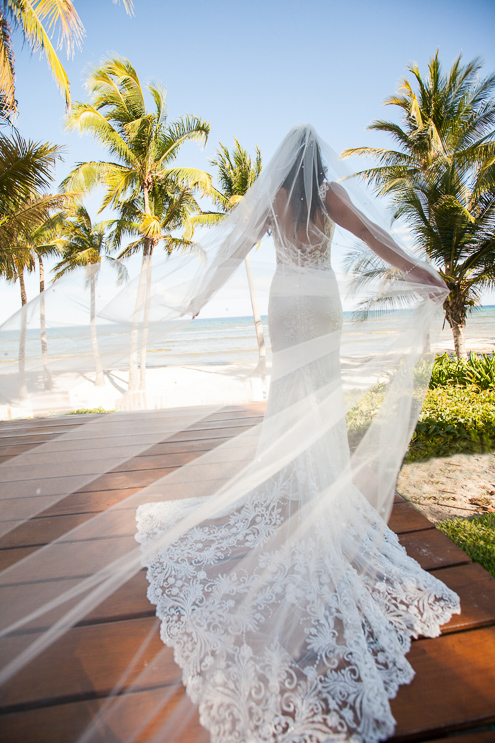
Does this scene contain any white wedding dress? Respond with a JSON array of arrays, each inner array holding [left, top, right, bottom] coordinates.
[[135, 182, 460, 743]]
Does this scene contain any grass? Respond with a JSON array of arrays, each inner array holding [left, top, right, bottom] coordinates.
[[438, 513, 495, 578], [406, 386, 495, 461], [66, 407, 115, 415]]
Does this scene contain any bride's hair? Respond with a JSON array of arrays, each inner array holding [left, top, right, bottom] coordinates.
[[280, 127, 327, 230]]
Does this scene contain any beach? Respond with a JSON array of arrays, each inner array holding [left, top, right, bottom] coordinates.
[[1, 307, 493, 420]]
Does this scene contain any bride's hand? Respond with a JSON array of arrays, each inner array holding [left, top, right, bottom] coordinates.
[[405, 265, 447, 294]]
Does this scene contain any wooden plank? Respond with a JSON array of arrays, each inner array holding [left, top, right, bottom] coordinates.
[[0, 450, 201, 483], [2, 425, 260, 486], [0, 415, 99, 432], [0, 545, 38, 571], [2, 626, 495, 739], [0, 513, 98, 549], [0, 571, 153, 633], [388, 501, 435, 534], [0, 494, 431, 552], [391, 627, 495, 740], [0, 466, 177, 500], [0, 617, 177, 710], [0, 478, 229, 521], [0, 446, 43, 463], [430, 563, 495, 634], [3, 561, 494, 638], [0, 435, 231, 471], [0, 686, 207, 743], [398, 529, 472, 570], [418, 732, 495, 743], [0, 518, 474, 584], [0, 536, 136, 582]]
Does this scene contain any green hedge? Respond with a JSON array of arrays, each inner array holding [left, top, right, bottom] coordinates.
[[430, 352, 495, 390], [406, 386, 495, 461], [438, 513, 495, 578]]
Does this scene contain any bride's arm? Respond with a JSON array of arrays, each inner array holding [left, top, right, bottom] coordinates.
[[324, 182, 446, 289]]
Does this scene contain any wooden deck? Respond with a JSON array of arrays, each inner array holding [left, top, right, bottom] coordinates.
[[0, 404, 494, 743]]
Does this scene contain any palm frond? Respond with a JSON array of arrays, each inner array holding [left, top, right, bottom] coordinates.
[[0, 14, 15, 117], [6, 0, 84, 110]]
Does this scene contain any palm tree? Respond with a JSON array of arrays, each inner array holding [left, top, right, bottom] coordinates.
[[0, 0, 133, 120], [0, 133, 65, 398], [53, 206, 117, 387], [62, 57, 211, 392], [341, 53, 495, 358], [111, 182, 202, 391], [0, 132, 64, 247], [1, 241, 35, 399], [186, 139, 267, 376], [11, 212, 63, 390]]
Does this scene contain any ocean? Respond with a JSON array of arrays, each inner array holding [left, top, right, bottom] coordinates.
[[1, 306, 494, 369]]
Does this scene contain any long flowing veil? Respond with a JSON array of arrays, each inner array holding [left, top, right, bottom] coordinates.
[[0, 125, 459, 743]]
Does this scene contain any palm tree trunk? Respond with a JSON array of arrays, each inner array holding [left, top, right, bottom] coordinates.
[[451, 322, 467, 360], [139, 241, 154, 392], [18, 271, 28, 400], [244, 254, 266, 377], [90, 269, 105, 386], [39, 257, 53, 391], [443, 289, 468, 360], [128, 245, 149, 394]]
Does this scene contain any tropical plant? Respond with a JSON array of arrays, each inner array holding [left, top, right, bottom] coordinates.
[[0, 0, 133, 120], [0, 132, 64, 250], [186, 138, 267, 376], [429, 351, 495, 390], [1, 243, 34, 398], [111, 182, 202, 390], [0, 132, 65, 398], [53, 205, 119, 387], [11, 211, 65, 391], [407, 385, 495, 460], [342, 53, 495, 359], [62, 57, 211, 394]]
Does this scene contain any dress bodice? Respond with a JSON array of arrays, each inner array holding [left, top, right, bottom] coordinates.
[[271, 181, 335, 270]]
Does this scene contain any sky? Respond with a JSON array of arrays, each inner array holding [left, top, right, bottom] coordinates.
[[2, 0, 495, 319]]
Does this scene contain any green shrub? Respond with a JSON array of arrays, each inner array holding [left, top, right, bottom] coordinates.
[[438, 513, 495, 578], [66, 407, 114, 415], [406, 386, 495, 460], [430, 352, 495, 390], [346, 384, 386, 451]]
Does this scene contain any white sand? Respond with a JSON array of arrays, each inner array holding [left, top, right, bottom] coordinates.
[[2, 364, 270, 419], [432, 323, 495, 355]]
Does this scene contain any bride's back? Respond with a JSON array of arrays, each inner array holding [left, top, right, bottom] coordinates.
[[270, 183, 335, 268]]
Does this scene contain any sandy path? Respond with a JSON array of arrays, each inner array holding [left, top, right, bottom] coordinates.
[[397, 452, 495, 523]]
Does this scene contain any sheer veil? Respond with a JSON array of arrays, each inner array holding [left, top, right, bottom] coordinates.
[[0, 125, 459, 743]]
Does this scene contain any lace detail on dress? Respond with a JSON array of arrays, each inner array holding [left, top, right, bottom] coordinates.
[[271, 180, 335, 271], [136, 488, 459, 743]]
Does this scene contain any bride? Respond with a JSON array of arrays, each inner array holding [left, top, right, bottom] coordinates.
[[134, 125, 460, 743]]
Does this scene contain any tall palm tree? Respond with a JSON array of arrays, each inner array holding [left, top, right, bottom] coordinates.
[[2, 242, 35, 399], [111, 182, 202, 391], [0, 133, 65, 398], [0, 0, 133, 120], [187, 139, 267, 376], [341, 53, 495, 359], [53, 206, 117, 387], [10, 211, 63, 390], [62, 56, 211, 392]]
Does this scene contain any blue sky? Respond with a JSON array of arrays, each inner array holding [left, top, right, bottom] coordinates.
[[2, 0, 495, 318]]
